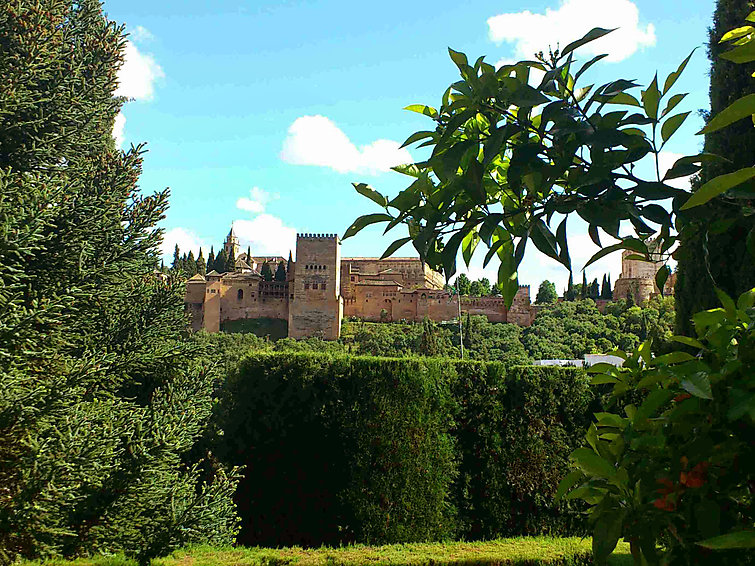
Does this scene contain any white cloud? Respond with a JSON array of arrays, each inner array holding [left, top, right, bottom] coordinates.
[[113, 112, 126, 148], [161, 227, 207, 261], [130, 25, 154, 42], [280, 115, 412, 174], [115, 40, 164, 101], [233, 215, 298, 257], [487, 0, 656, 63], [236, 186, 279, 214]]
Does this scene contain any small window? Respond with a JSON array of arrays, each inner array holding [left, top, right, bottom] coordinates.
[[305, 283, 310, 289], [322, 284, 327, 290], [312, 283, 318, 290], [237, 289, 244, 300], [350, 277, 355, 281]]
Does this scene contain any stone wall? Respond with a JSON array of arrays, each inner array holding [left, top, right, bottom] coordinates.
[[288, 234, 343, 340], [340, 257, 444, 299]]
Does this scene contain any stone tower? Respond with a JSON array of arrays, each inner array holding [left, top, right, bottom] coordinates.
[[223, 226, 240, 260], [288, 233, 342, 340]]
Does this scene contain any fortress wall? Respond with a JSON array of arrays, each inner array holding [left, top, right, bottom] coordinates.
[[185, 281, 206, 331], [203, 278, 222, 333], [289, 234, 342, 340]]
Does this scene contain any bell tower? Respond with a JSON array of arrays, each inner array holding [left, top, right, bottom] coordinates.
[[223, 226, 240, 260]]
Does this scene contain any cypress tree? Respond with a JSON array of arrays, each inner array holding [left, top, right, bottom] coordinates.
[[172, 244, 181, 271], [246, 245, 252, 262], [187, 250, 197, 276], [215, 248, 228, 273], [565, 273, 576, 301], [274, 260, 286, 281], [589, 278, 600, 299], [208, 246, 215, 273], [581, 271, 588, 300], [261, 261, 274, 281], [600, 274, 608, 299], [0, 3, 238, 561], [675, 0, 755, 334], [607, 274, 613, 300], [197, 248, 206, 276], [228, 245, 236, 272]]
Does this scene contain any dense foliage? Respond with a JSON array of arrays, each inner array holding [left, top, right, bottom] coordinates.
[[675, 0, 755, 335], [209, 353, 595, 547], [0, 2, 238, 563]]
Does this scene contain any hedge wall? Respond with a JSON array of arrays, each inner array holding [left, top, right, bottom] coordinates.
[[213, 353, 595, 547]]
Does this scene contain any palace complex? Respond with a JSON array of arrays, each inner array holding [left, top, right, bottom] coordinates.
[[184, 228, 674, 339]]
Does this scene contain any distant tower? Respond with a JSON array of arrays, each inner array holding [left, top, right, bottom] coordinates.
[[288, 233, 342, 340], [223, 226, 240, 259]]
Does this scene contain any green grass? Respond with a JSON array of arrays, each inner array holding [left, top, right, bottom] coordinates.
[[220, 317, 288, 339], [23, 537, 633, 566]]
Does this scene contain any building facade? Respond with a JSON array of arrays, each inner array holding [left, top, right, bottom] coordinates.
[[612, 248, 676, 305], [184, 228, 537, 338]]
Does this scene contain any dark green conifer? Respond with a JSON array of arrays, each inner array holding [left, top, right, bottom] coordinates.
[[208, 246, 215, 272], [197, 248, 206, 276], [581, 271, 588, 300], [172, 244, 181, 271], [675, 0, 755, 334], [187, 250, 197, 276], [0, 3, 238, 561], [215, 248, 229, 273], [274, 260, 286, 281], [261, 261, 274, 281], [565, 273, 576, 301]]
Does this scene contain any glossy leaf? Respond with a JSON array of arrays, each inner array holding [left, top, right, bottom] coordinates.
[[641, 74, 661, 120], [353, 183, 388, 207], [342, 213, 393, 240], [681, 167, 755, 210], [661, 92, 688, 118], [380, 237, 412, 259], [555, 469, 584, 500], [401, 130, 435, 148], [583, 238, 648, 270], [697, 531, 755, 550], [570, 447, 616, 480], [681, 373, 713, 400], [698, 94, 755, 134], [404, 104, 438, 119], [721, 38, 755, 63], [661, 112, 690, 144], [655, 264, 671, 294], [663, 50, 695, 94], [561, 27, 616, 58]]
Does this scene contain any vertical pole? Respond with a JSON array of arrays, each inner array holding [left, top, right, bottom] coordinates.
[[458, 291, 464, 360]]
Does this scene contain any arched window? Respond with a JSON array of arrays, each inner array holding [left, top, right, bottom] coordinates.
[[237, 289, 244, 300]]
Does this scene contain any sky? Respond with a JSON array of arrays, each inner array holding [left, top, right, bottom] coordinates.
[[107, 0, 715, 293]]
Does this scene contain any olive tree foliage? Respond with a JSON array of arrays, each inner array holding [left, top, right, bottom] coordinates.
[[344, 27, 754, 309]]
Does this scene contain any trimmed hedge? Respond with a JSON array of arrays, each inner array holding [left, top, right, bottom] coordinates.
[[213, 353, 595, 547]]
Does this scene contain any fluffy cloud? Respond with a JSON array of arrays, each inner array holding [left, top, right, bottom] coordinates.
[[487, 0, 655, 63], [280, 115, 412, 174], [115, 39, 164, 101], [130, 25, 154, 42], [233, 215, 298, 257], [161, 227, 206, 261], [112, 112, 126, 148], [236, 186, 279, 214]]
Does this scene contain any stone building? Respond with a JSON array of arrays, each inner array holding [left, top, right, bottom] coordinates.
[[612, 247, 675, 305], [184, 227, 538, 338]]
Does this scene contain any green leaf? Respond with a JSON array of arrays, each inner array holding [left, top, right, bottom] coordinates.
[[696, 531, 755, 549], [400, 130, 435, 148], [574, 54, 609, 82], [570, 447, 616, 480], [661, 112, 690, 144], [721, 39, 755, 63], [391, 163, 423, 178], [404, 104, 438, 119], [593, 508, 624, 565], [737, 287, 755, 310], [584, 238, 648, 270], [605, 92, 642, 107], [353, 183, 388, 208], [634, 389, 673, 423], [448, 47, 469, 70], [461, 229, 479, 267], [342, 213, 393, 240], [663, 50, 695, 94], [661, 92, 688, 118], [555, 470, 584, 500], [698, 94, 755, 135], [641, 74, 661, 120], [681, 373, 713, 400], [720, 26, 754, 43], [649, 351, 695, 365], [714, 287, 737, 318], [380, 237, 412, 259], [681, 167, 755, 210], [670, 335, 706, 350], [530, 219, 561, 263], [655, 264, 671, 295], [561, 27, 616, 58], [591, 374, 619, 385]]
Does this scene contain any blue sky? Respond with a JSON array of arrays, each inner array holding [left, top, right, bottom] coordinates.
[[108, 0, 715, 292]]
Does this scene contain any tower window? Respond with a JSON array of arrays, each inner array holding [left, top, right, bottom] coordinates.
[[321, 283, 326, 290], [312, 283, 318, 290], [237, 289, 244, 300]]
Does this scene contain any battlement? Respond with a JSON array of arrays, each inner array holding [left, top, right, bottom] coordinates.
[[298, 233, 339, 240]]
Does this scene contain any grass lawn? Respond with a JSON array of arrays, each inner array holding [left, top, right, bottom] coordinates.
[[24, 537, 633, 565]]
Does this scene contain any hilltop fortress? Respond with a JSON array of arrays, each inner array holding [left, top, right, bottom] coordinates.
[[184, 228, 674, 339]]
